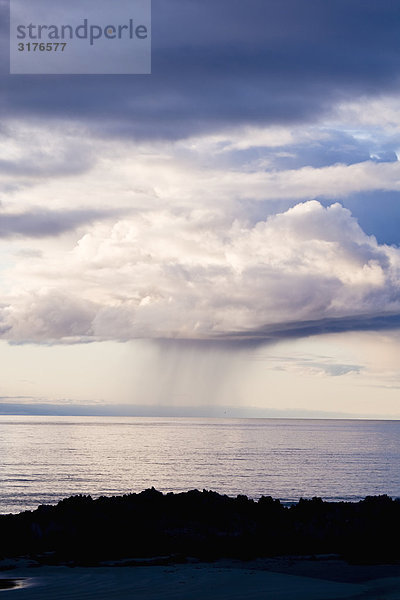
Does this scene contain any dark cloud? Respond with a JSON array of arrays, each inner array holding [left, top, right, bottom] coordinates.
[[220, 313, 400, 344], [150, 314, 400, 348], [2, 0, 400, 139], [0, 207, 126, 238]]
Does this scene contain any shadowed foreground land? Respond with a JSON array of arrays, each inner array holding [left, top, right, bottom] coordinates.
[[1, 491, 400, 600], [1, 489, 400, 564]]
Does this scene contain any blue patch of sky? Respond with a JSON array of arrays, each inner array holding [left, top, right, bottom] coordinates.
[[338, 191, 400, 247], [217, 129, 398, 172]]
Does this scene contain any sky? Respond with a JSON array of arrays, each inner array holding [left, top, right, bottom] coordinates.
[[1, 0, 400, 418]]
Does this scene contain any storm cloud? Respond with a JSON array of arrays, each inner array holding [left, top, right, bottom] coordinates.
[[1, 201, 400, 343], [2, 0, 400, 138], [1, 0, 400, 352]]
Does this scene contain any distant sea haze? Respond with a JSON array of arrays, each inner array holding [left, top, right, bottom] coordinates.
[[1, 416, 399, 514], [0, 402, 379, 419]]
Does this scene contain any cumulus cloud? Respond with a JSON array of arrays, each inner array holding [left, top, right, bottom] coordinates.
[[2, 291, 96, 342], [1, 200, 400, 343]]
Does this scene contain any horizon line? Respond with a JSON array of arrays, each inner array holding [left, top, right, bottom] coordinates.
[[0, 401, 398, 421]]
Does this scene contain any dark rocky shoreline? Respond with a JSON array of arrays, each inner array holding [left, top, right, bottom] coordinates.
[[0, 489, 399, 564]]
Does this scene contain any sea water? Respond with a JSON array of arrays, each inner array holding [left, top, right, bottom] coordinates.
[[1, 416, 400, 514]]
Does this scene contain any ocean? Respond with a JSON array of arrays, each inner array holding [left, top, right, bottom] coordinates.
[[1, 416, 399, 514]]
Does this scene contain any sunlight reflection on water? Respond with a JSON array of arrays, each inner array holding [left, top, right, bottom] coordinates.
[[1, 416, 400, 513]]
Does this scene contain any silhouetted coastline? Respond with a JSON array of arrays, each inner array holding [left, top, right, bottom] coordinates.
[[0, 489, 399, 565]]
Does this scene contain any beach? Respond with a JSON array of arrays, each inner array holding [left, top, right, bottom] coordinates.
[[1, 557, 400, 600]]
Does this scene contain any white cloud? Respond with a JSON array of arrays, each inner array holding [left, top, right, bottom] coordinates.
[[0, 112, 400, 344], [1, 200, 399, 343], [333, 95, 400, 132], [2, 117, 400, 224]]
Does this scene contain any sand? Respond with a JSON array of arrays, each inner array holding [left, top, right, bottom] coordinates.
[[0, 557, 400, 599]]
